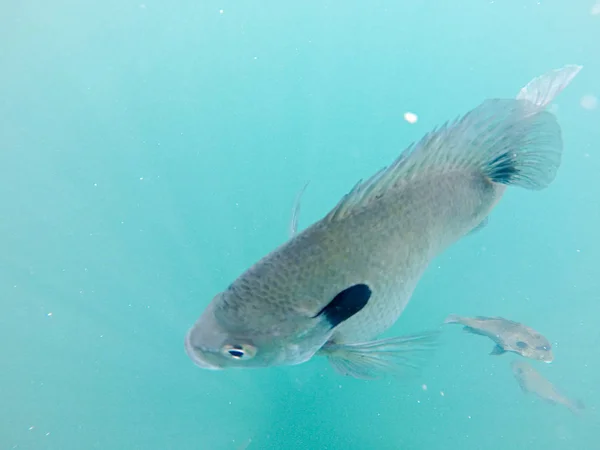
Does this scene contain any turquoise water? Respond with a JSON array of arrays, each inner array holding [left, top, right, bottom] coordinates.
[[2, 1, 599, 449]]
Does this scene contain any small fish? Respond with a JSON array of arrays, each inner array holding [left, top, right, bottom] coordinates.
[[511, 360, 585, 415], [185, 65, 581, 380], [444, 314, 554, 362]]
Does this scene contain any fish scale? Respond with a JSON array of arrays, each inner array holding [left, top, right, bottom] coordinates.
[[319, 174, 494, 343]]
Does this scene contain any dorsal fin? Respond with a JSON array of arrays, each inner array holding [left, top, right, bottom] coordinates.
[[324, 101, 540, 223], [323, 65, 580, 224], [289, 181, 310, 238]]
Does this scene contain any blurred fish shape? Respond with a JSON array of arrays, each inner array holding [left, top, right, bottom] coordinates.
[[444, 314, 554, 362], [511, 360, 585, 415]]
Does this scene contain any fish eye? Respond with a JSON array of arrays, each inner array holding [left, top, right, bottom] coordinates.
[[221, 343, 256, 360], [516, 341, 529, 349]]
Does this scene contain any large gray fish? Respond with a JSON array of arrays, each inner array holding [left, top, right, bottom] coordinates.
[[511, 360, 585, 415], [444, 314, 554, 362], [185, 65, 582, 379]]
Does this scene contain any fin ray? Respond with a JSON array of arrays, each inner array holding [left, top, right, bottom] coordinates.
[[320, 331, 439, 380], [516, 65, 582, 108], [289, 181, 310, 238]]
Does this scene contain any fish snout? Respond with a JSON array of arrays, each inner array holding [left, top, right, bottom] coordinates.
[[184, 328, 222, 370]]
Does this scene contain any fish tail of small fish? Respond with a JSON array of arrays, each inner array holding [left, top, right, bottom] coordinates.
[[443, 314, 464, 325], [516, 65, 583, 109], [237, 437, 253, 450], [566, 398, 586, 416], [319, 330, 440, 380]]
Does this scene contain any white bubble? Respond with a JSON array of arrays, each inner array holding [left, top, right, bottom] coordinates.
[[404, 112, 418, 124], [440, 390, 445, 397], [580, 94, 598, 110], [219, 9, 224, 14], [421, 384, 428, 391]]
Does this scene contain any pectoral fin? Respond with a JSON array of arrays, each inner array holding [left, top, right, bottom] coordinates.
[[319, 331, 440, 380], [516, 379, 529, 394], [490, 344, 506, 355]]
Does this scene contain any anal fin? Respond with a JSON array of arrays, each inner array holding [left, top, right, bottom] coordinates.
[[516, 379, 529, 394], [468, 217, 489, 236]]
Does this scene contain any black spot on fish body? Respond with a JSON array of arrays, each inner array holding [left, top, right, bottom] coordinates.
[[316, 284, 371, 329], [516, 341, 529, 349]]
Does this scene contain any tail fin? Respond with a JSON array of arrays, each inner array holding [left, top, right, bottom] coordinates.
[[480, 64, 583, 190], [567, 398, 586, 416], [478, 100, 562, 190], [444, 314, 463, 324], [323, 65, 580, 224], [516, 65, 583, 109]]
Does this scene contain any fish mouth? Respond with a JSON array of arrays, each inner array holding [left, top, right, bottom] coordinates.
[[184, 329, 222, 371]]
